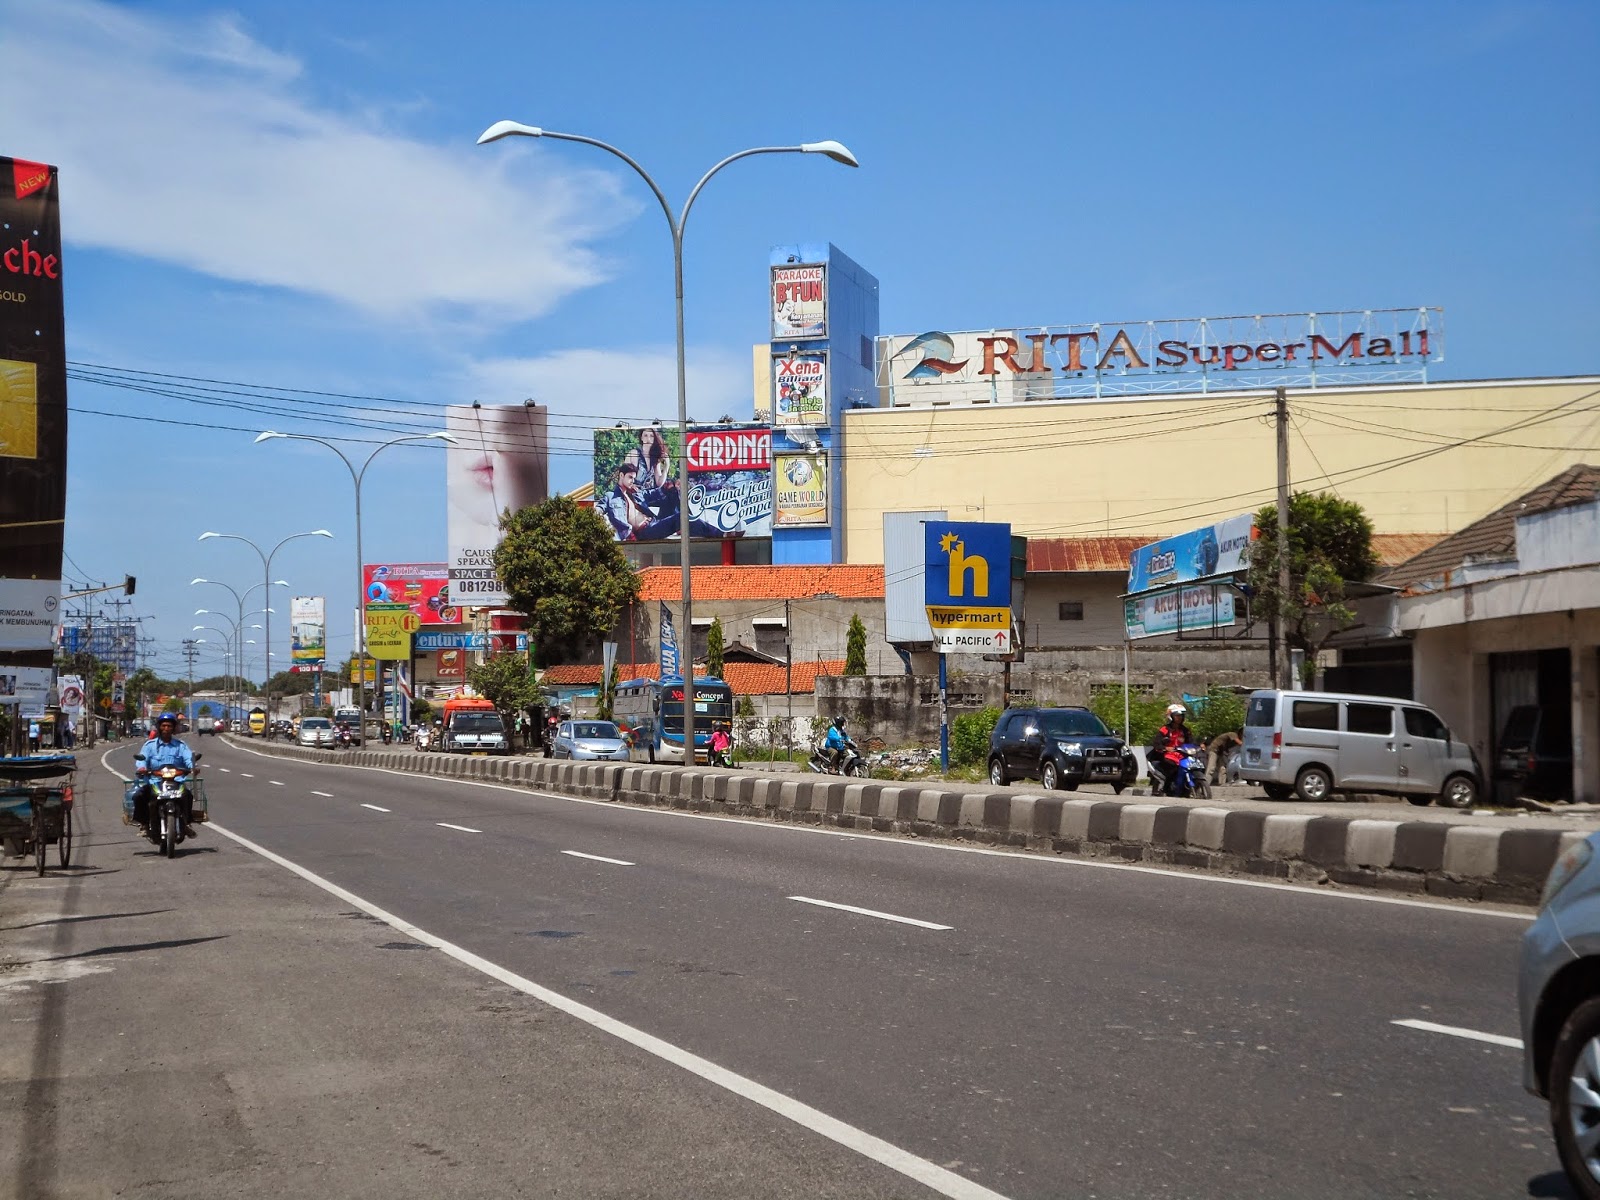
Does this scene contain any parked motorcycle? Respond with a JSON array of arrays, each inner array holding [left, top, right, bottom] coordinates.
[[1149, 743, 1211, 799], [807, 739, 868, 778]]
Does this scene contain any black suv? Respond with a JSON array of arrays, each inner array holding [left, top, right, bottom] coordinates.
[[988, 707, 1137, 792]]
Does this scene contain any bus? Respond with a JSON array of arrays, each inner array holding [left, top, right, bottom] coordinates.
[[613, 675, 734, 764]]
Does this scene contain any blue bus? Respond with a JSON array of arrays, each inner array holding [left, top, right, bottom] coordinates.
[[613, 675, 734, 764]]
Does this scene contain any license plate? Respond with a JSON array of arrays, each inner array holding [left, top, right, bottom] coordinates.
[[1089, 766, 1120, 778], [1247, 749, 1260, 763], [471, 751, 487, 757]]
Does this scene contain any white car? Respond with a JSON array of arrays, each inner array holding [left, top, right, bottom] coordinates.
[[297, 717, 337, 748]]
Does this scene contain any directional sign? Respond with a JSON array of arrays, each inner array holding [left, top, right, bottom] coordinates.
[[935, 624, 1016, 655], [925, 521, 1013, 653]]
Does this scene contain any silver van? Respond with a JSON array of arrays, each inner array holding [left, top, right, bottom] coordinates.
[[1238, 689, 1481, 807]]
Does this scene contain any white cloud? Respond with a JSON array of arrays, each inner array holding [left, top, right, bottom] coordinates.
[[0, 0, 634, 323]]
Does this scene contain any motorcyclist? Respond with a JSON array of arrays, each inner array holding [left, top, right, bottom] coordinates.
[[1149, 704, 1192, 796], [135, 712, 197, 836], [823, 716, 852, 773]]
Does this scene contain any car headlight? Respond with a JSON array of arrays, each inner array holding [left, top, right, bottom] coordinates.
[[1543, 840, 1594, 909], [1057, 741, 1083, 756]]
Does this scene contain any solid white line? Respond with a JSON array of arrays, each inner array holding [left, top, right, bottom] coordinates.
[[202, 822, 1010, 1200], [361, 803, 390, 813], [562, 850, 635, 866], [312, 791, 334, 798], [437, 822, 482, 834], [1392, 1018, 1523, 1049], [789, 896, 953, 931], [270, 780, 284, 787]]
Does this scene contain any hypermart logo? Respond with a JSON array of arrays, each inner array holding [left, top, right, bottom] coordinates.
[[925, 520, 1011, 615]]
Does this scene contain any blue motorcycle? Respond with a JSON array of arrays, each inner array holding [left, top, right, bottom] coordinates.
[[1150, 743, 1211, 799]]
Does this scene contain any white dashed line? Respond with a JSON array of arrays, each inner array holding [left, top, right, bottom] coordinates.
[[240, 773, 254, 778], [562, 850, 635, 866], [788, 896, 953, 931], [360, 803, 390, 813], [1392, 1018, 1523, 1049], [312, 791, 334, 798], [270, 780, 284, 787], [437, 822, 482, 834], [218, 767, 232, 773]]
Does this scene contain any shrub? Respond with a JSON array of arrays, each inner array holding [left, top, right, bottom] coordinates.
[[1189, 685, 1246, 745], [950, 706, 1002, 768], [1088, 686, 1171, 748]]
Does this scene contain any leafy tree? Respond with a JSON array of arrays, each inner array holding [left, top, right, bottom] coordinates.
[[495, 496, 641, 666], [950, 706, 1002, 768], [197, 702, 214, 718], [845, 615, 868, 676], [1248, 492, 1379, 685], [1189, 685, 1247, 744], [266, 669, 320, 697], [1088, 685, 1172, 747], [705, 617, 725, 680], [467, 652, 540, 732], [409, 697, 433, 724]]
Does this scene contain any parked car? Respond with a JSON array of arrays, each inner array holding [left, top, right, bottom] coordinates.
[[1237, 689, 1481, 807], [1497, 704, 1574, 803], [987, 707, 1137, 792], [1521, 831, 1600, 1197], [297, 716, 337, 748], [553, 720, 630, 762]]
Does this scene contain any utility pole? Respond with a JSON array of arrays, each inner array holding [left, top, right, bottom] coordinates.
[[1275, 386, 1293, 689], [785, 597, 792, 760], [182, 639, 199, 724]]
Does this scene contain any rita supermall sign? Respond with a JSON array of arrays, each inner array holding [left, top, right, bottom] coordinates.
[[879, 307, 1443, 401]]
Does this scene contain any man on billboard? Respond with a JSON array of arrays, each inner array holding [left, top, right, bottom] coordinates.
[[602, 458, 679, 541]]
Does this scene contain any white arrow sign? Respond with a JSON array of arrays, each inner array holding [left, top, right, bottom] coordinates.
[[936, 626, 1014, 654]]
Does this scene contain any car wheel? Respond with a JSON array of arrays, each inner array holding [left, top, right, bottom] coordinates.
[[1041, 760, 1059, 791], [1294, 766, 1332, 803], [989, 757, 1007, 786], [1439, 774, 1478, 810], [1262, 782, 1294, 801], [1549, 997, 1600, 1200]]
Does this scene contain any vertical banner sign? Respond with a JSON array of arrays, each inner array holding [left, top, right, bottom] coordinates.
[[290, 596, 327, 672], [772, 352, 828, 425], [658, 601, 680, 678], [0, 157, 67, 661], [111, 673, 126, 713], [446, 402, 549, 608], [773, 450, 829, 527], [57, 673, 83, 716], [770, 263, 826, 340]]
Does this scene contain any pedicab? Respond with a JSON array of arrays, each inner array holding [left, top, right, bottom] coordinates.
[[0, 753, 76, 876]]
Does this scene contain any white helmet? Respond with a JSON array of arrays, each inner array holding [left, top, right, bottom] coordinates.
[[1166, 704, 1187, 718]]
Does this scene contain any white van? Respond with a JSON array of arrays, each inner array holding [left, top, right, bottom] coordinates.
[[1238, 689, 1482, 808]]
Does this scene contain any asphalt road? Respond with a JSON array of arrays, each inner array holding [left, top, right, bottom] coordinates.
[[3, 738, 1573, 1198]]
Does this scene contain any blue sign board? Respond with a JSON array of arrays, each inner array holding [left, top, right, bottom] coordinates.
[[414, 631, 528, 652], [924, 521, 1012, 609], [1126, 514, 1255, 594]]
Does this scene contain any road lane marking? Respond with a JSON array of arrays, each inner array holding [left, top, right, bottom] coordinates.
[[312, 791, 334, 798], [218, 767, 231, 773], [1392, 1018, 1523, 1049], [197, 823, 1011, 1200], [240, 773, 254, 778], [361, 803, 390, 813], [437, 822, 482, 834], [270, 780, 284, 787], [789, 896, 952, 931], [562, 850, 635, 866]]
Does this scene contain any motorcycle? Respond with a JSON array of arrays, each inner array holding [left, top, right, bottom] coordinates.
[[1148, 743, 1211, 799], [807, 738, 868, 778], [132, 761, 198, 858], [335, 725, 354, 750], [414, 724, 435, 752]]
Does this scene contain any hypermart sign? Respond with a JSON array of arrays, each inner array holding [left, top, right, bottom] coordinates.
[[925, 521, 1014, 654]]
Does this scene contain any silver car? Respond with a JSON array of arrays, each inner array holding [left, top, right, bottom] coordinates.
[[297, 716, 336, 748], [553, 720, 630, 762], [1521, 831, 1600, 1197]]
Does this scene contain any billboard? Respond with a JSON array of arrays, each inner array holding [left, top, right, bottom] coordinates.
[[435, 649, 465, 678], [772, 352, 827, 426], [446, 402, 549, 608], [593, 424, 773, 542], [0, 157, 68, 663], [363, 563, 460, 625], [60, 621, 138, 671], [1127, 514, 1255, 594], [1124, 585, 1237, 640], [924, 521, 1013, 650], [364, 602, 418, 661], [290, 596, 326, 672], [774, 450, 829, 527], [771, 263, 826, 340]]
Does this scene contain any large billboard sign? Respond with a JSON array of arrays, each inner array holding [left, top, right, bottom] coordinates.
[[1125, 585, 1237, 640], [924, 521, 1013, 652], [878, 309, 1443, 403], [1127, 514, 1255, 594], [772, 352, 827, 426], [446, 402, 549, 608], [771, 263, 826, 340], [593, 424, 773, 542], [363, 563, 460, 626], [774, 450, 829, 527], [290, 596, 326, 672], [1, 157, 67, 658]]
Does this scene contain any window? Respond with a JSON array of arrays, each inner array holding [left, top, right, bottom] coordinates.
[[1246, 695, 1276, 727], [1039, 710, 1110, 737], [1345, 703, 1393, 736], [1292, 700, 1339, 731], [1404, 707, 1449, 741], [1058, 602, 1084, 621]]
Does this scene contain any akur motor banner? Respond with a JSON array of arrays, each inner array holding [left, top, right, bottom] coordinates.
[[1123, 584, 1237, 640], [0, 156, 67, 665], [593, 424, 773, 542]]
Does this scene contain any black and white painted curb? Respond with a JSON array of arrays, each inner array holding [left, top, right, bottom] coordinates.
[[231, 739, 1581, 906]]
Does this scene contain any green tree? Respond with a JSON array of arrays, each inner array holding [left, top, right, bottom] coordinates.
[[197, 702, 214, 718], [844, 615, 868, 676], [409, 697, 433, 725], [705, 617, 726, 680], [494, 496, 640, 666], [1189, 685, 1247, 744], [1248, 492, 1379, 685], [467, 653, 541, 732]]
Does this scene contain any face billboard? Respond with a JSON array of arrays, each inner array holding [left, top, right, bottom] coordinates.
[[289, 596, 326, 672], [593, 424, 773, 542], [363, 563, 460, 626], [446, 403, 548, 608]]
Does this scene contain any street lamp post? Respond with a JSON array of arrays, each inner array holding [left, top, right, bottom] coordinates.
[[193, 577, 287, 724], [477, 121, 857, 764], [198, 530, 333, 729], [254, 431, 455, 734]]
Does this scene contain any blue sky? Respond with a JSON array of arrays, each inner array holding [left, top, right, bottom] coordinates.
[[2, 0, 1596, 682]]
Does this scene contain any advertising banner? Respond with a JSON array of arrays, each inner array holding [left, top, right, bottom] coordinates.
[[774, 451, 829, 527], [436, 649, 465, 679], [771, 263, 826, 340], [290, 595, 326, 672], [772, 352, 828, 426], [1124, 585, 1237, 640], [1127, 514, 1255, 593], [446, 402, 549, 608], [363, 563, 459, 625], [0, 158, 68, 660], [58, 673, 84, 715], [659, 601, 680, 678], [111, 672, 125, 713], [365, 602, 418, 661], [924, 521, 1012, 613], [0, 666, 52, 714], [415, 630, 528, 652], [593, 424, 772, 543]]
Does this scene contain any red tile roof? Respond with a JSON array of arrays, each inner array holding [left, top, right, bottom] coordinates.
[[539, 660, 847, 696], [636, 565, 883, 602]]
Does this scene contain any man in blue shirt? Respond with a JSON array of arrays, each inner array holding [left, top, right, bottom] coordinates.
[[135, 713, 197, 835], [823, 715, 850, 772]]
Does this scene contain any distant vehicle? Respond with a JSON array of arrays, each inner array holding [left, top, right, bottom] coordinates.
[[247, 708, 267, 737], [552, 720, 629, 762], [612, 675, 734, 764], [987, 707, 1136, 793], [443, 705, 508, 755], [1497, 704, 1573, 803], [213, 718, 228, 734], [297, 717, 336, 748]]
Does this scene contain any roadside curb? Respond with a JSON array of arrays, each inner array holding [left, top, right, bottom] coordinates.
[[225, 738, 1573, 906]]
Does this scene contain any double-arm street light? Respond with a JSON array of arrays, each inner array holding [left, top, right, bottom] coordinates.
[[476, 120, 857, 763], [193, 576, 287, 720], [198, 529, 333, 724], [254, 431, 455, 727]]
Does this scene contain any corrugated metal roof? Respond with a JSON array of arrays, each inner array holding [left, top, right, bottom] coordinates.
[[1027, 537, 1158, 574], [637, 565, 883, 602]]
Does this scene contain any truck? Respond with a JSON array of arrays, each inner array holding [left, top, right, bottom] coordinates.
[[441, 697, 508, 755]]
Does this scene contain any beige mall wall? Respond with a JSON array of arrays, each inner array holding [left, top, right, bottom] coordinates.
[[842, 376, 1600, 562]]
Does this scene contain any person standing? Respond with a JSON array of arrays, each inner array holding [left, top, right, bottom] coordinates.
[[1208, 728, 1243, 786], [27, 719, 40, 752]]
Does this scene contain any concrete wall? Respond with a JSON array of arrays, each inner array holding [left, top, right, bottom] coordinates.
[[614, 596, 898, 674]]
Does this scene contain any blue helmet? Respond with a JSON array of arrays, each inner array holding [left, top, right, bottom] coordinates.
[[157, 712, 179, 726]]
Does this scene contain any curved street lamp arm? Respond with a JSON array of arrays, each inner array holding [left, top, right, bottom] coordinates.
[[678, 146, 804, 239], [539, 130, 676, 240]]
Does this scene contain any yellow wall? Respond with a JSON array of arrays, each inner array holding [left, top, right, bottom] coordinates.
[[842, 376, 1600, 562]]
